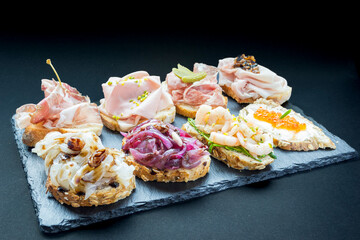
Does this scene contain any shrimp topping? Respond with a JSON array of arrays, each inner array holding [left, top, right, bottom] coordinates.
[[195, 105, 273, 157]]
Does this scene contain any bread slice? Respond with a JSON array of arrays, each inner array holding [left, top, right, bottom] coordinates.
[[22, 123, 103, 147], [100, 105, 176, 132], [221, 84, 292, 105], [33, 132, 136, 208], [161, 81, 228, 118], [124, 154, 210, 183], [182, 122, 274, 171], [174, 97, 228, 119], [46, 170, 136, 207], [239, 98, 336, 151]]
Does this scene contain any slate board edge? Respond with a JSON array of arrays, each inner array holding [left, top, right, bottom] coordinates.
[[39, 148, 358, 233], [11, 110, 359, 234], [12, 120, 43, 230]]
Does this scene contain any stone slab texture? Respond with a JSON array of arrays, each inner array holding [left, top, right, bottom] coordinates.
[[12, 99, 358, 233]]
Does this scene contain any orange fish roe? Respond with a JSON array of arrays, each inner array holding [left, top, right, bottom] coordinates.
[[253, 107, 306, 132]]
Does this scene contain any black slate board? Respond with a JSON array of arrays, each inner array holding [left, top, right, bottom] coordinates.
[[12, 99, 358, 233]]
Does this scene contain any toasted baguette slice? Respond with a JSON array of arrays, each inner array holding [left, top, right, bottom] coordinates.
[[221, 84, 292, 105], [124, 154, 210, 183], [182, 122, 274, 171], [161, 81, 228, 118], [122, 138, 210, 182], [174, 98, 228, 119], [46, 170, 136, 208], [22, 123, 103, 147], [122, 120, 211, 182], [100, 105, 176, 132], [34, 132, 135, 208], [239, 98, 336, 151]]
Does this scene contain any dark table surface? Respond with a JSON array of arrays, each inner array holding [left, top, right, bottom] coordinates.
[[1, 22, 359, 239]]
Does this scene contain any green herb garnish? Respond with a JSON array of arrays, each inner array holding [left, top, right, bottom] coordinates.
[[279, 109, 292, 119], [268, 152, 277, 159], [188, 118, 210, 141], [187, 118, 276, 162]]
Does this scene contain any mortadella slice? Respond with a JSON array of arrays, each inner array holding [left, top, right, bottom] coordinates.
[[99, 71, 175, 130]]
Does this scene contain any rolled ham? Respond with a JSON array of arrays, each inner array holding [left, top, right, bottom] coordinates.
[[218, 57, 291, 104]]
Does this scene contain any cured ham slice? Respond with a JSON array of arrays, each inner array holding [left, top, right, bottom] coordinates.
[[218, 57, 292, 104], [165, 63, 227, 107], [15, 104, 37, 129], [99, 71, 175, 131], [15, 79, 102, 130]]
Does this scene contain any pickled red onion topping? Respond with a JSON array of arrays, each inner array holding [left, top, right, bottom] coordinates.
[[122, 119, 208, 170]]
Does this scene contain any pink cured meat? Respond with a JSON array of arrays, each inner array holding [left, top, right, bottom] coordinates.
[[100, 71, 174, 127], [15, 79, 102, 129], [41, 79, 87, 102], [165, 63, 226, 107], [218, 57, 291, 104]]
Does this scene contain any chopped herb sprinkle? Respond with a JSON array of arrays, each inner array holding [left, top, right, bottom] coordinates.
[[112, 115, 120, 120]]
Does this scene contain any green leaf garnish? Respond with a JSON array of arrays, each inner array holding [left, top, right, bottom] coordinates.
[[188, 118, 210, 141], [187, 118, 277, 162]]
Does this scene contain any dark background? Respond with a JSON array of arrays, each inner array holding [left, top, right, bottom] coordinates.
[[1, 10, 359, 240]]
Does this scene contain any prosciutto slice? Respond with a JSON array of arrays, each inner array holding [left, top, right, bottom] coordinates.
[[15, 79, 102, 130], [218, 57, 291, 104], [99, 71, 174, 130], [165, 63, 227, 107]]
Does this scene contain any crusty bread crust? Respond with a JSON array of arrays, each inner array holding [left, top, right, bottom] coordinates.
[[221, 85, 255, 104], [46, 174, 136, 207], [175, 103, 199, 119], [182, 122, 274, 171], [240, 98, 336, 151], [174, 96, 228, 119], [100, 112, 130, 132], [124, 154, 210, 182], [100, 106, 176, 132], [162, 81, 228, 118], [22, 123, 52, 147], [273, 138, 331, 151], [221, 84, 292, 105], [22, 123, 103, 147]]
